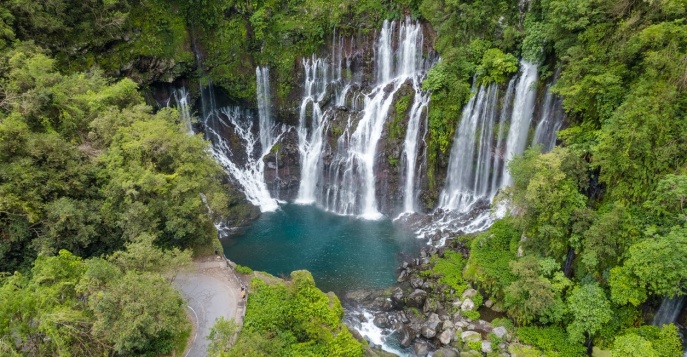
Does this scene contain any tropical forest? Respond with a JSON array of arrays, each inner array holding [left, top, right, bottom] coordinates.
[[1, 0, 687, 356]]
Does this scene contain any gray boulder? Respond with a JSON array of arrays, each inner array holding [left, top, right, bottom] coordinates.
[[461, 288, 478, 300], [373, 314, 390, 329], [407, 289, 428, 308], [481, 340, 493, 353], [439, 328, 454, 345], [461, 298, 475, 311], [421, 326, 436, 339], [391, 287, 405, 308], [492, 326, 508, 339], [394, 325, 414, 348], [426, 313, 441, 330], [461, 331, 481, 343], [423, 297, 439, 313], [414, 339, 430, 357]]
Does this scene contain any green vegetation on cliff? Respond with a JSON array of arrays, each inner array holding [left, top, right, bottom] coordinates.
[[0, 240, 192, 356], [210, 270, 365, 357]]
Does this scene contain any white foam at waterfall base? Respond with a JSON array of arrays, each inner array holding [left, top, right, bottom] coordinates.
[[418, 61, 542, 243], [354, 310, 410, 356]]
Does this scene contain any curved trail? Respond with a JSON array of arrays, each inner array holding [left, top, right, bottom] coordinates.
[[174, 257, 246, 357]]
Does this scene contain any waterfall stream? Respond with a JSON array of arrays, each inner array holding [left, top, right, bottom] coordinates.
[[198, 73, 282, 212], [188, 19, 565, 237], [295, 18, 431, 218]]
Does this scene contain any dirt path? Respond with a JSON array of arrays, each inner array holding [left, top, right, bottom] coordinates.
[[174, 256, 245, 357]]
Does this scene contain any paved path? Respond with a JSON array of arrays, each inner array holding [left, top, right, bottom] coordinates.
[[174, 257, 245, 357]]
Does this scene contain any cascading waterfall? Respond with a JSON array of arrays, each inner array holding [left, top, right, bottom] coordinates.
[[500, 61, 539, 186], [401, 89, 430, 213], [173, 87, 194, 134], [531, 75, 564, 152], [296, 18, 431, 218], [197, 70, 282, 212], [202, 106, 281, 212], [418, 61, 554, 240], [653, 296, 686, 326], [438, 84, 501, 212], [296, 56, 332, 204], [439, 61, 538, 212], [256, 66, 275, 154]]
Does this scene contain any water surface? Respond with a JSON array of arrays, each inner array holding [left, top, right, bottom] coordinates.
[[222, 204, 423, 294]]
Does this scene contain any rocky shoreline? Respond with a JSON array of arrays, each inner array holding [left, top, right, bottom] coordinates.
[[343, 240, 525, 357]]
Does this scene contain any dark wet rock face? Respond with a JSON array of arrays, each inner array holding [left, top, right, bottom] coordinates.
[[264, 128, 301, 201]]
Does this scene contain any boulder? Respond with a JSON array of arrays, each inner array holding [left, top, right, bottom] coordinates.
[[451, 299, 462, 309], [423, 297, 439, 313], [391, 287, 405, 308], [411, 277, 425, 289], [459, 351, 482, 357], [426, 313, 441, 330], [414, 339, 430, 357], [373, 314, 390, 329], [397, 270, 408, 282], [395, 325, 414, 348], [492, 326, 508, 339], [369, 296, 393, 311], [461, 288, 478, 300], [461, 331, 481, 343], [439, 328, 454, 345], [407, 289, 428, 308], [481, 340, 493, 353], [461, 298, 475, 311], [467, 320, 492, 334], [421, 326, 436, 339], [485, 299, 494, 308], [434, 347, 459, 357]]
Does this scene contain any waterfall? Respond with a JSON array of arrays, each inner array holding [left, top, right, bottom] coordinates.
[[198, 72, 281, 212], [416, 61, 541, 240], [401, 89, 430, 213], [326, 19, 425, 219], [296, 18, 431, 218], [202, 106, 280, 212], [531, 78, 564, 152], [501, 61, 538, 186], [295, 57, 331, 204], [653, 296, 686, 326], [439, 61, 537, 214], [439, 85, 500, 212], [173, 87, 193, 134], [256, 66, 275, 154]]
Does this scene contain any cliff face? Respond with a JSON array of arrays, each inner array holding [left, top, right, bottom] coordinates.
[[263, 128, 301, 201]]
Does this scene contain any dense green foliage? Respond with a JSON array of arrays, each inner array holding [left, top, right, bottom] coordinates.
[[0, 43, 229, 272], [211, 271, 364, 357], [0, 242, 191, 356], [421, 0, 687, 352], [2, 0, 687, 354]]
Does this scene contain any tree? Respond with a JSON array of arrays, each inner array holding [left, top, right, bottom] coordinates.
[[611, 334, 658, 357], [503, 146, 588, 259], [504, 256, 569, 325], [566, 283, 612, 343], [610, 227, 687, 305], [89, 271, 189, 356], [0, 249, 190, 356]]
